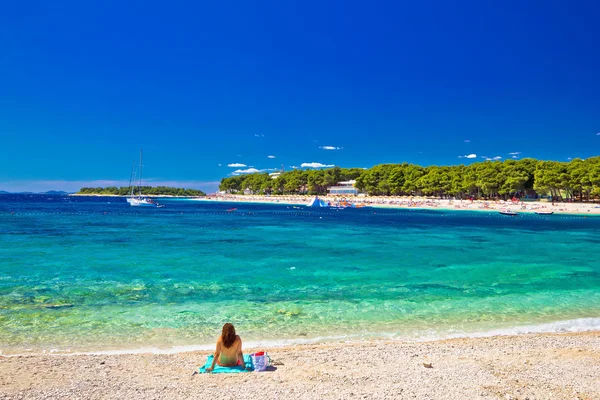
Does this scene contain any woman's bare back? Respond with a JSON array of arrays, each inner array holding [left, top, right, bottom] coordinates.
[[217, 335, 242, 366]]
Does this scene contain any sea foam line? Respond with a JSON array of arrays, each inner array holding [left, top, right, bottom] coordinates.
[[2, 317, 600, 357], [413, 317, 600, 342]]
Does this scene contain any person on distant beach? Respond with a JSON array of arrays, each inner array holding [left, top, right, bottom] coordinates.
[[206, 323, 247, 372]]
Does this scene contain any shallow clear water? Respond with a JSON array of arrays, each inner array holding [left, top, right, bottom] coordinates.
[[1, 195, 599, 354]]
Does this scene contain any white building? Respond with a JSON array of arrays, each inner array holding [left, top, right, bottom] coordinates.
[[327, 180, 359, 195]]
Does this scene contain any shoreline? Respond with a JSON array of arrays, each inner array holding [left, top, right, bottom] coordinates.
[[193, 194, 600, 216], [3, 330, 599, 358], [2, 332, 599, 399], [68, 194, 205, 198], [3, 315, 600, 357]]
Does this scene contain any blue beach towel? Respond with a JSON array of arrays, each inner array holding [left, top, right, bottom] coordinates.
[[199, 355, 254, 374]]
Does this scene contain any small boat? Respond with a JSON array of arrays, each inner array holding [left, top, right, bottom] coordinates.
[[535, 211, 553, 215], [127, 197, 158, 207], [126, 150, 161, 207], [227, 208, 237, 212], [499, 209, 518, 216]]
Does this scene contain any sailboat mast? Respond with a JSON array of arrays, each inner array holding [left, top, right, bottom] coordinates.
[[129, 161, 136, 197], [138, 149, 143, 196]]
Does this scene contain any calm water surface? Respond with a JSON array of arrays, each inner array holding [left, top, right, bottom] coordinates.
[[1, 194, 599, 354]]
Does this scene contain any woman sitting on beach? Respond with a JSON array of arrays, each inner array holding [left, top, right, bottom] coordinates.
[[206, 323, 247, 372]]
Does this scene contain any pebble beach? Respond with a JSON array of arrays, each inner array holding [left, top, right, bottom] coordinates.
[[2, 332, 599, 400]]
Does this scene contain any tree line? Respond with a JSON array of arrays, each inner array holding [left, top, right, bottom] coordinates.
[[77, 186, 206, 196], [219, 157, 600, 201]]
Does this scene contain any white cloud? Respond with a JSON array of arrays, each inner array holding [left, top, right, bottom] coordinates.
[[567, 157, 572, 160], [596, 132, 600, 135], [319, 146, 342, 150], [254, 134, 264, 137], [227, 163, 247, 167], [301, 162, 335, 168], [217, 164, 222, 167], [458, 154, 477, 159], [290, 166, 298, 169], [464, 139, 470, 143], [267, 155, 276, 159], [508, 152, 521, 155], [493, 156, 502, 160], [232, 168, 264, 174], [512, 155, 518, 159]]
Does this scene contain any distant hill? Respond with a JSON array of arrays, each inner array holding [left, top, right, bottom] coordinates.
[[0, 190, 71, 195], [77, 186, 205, 196]]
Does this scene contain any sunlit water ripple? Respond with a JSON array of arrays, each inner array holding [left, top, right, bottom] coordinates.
[[0, 194, 599, 355]]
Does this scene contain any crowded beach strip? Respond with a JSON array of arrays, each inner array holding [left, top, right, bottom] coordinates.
[[196, 194, 600, 215]]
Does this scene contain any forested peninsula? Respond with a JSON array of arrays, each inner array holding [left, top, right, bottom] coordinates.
[[219, 157, 600, 201], [77, 186, 205, 196]]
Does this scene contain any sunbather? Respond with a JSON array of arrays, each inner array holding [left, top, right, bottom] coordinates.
[[206, 323, 247, 372]]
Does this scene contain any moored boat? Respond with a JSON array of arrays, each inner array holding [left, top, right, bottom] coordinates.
[[499, 209, 518, 216], [127, 197, 157, 207], [127, 150, 161, 207], [535, 211, 554, 215]]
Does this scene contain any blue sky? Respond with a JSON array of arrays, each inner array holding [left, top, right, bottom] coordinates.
[[1, 0, 599, 193]]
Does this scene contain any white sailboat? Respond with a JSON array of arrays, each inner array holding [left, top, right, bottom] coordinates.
[[127, 150, 158, 207]]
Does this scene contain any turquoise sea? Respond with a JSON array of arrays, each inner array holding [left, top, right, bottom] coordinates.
[[1, 195, 599, 355]]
